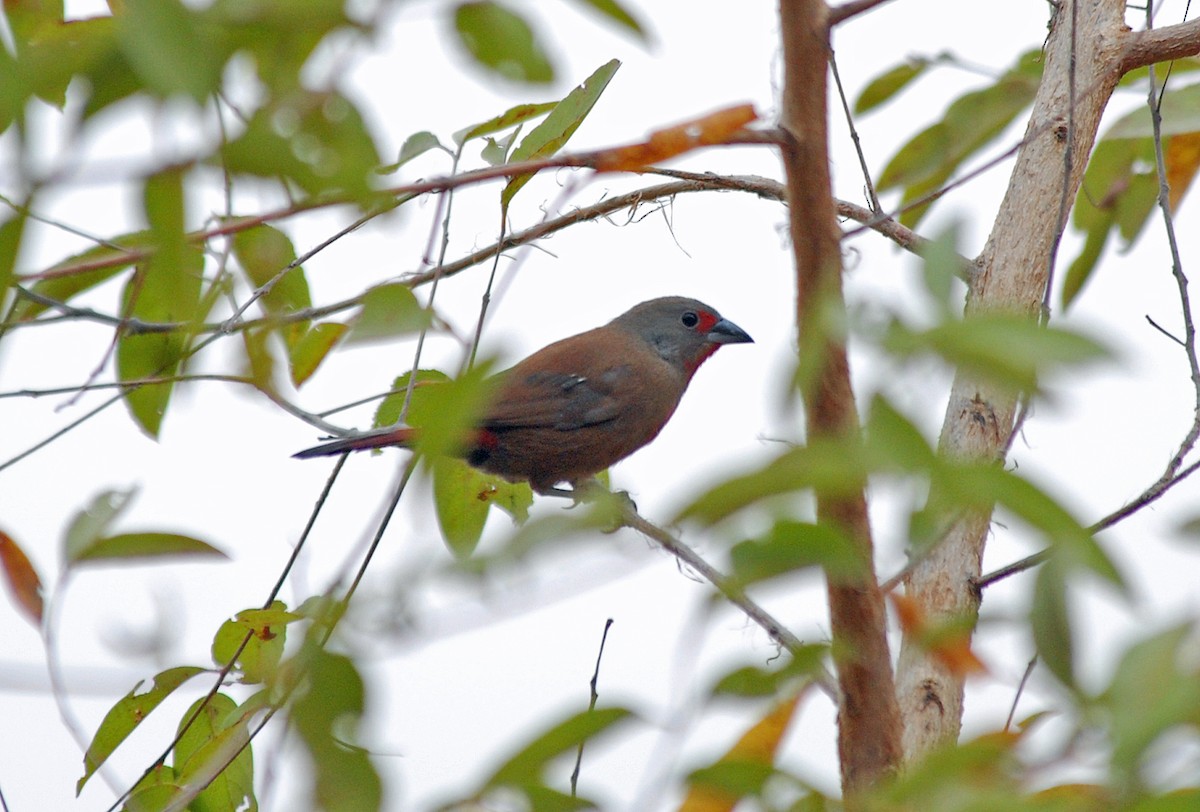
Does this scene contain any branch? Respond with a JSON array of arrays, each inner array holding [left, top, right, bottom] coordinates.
[[20, 117, 776, 285], [10, 176, 938, 339], [828, 0, 899, 26], [1121, 16, 1200, 74], [779, 0, 901, 794], [613, 497, 836, 698]]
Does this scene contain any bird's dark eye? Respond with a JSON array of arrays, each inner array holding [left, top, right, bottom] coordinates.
[[681, 311, 699, 328]]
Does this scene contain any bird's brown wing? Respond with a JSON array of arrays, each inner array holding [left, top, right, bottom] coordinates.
[[482, 365, 634, 430]]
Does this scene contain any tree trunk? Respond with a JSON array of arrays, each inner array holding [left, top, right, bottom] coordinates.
[[895, 0, 1127, 759], [778, 0, 903, 795]]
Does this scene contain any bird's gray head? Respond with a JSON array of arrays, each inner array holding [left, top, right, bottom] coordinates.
[[610, 296, 753, 375]]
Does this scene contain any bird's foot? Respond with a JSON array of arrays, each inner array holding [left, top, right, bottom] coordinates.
[[571, 480, 637, 533], [535, 480, 637, 532]]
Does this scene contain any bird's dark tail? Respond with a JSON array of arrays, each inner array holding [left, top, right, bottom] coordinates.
[[293, 427, 417, 459]]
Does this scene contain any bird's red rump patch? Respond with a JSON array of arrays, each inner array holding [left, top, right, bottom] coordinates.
[[476, 429, 501, 450]]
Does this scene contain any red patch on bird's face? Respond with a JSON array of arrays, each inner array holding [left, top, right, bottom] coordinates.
[[694, 310, 720, 333]]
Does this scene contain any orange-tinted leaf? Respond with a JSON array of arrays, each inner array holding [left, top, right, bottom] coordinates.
[[0, 529, 44, 625], [679, 690, 806, 812], [891, 592, 924, 635], [593, 104, 758, 171], [1166, 131, 1200, 211], [890, 594, 987, 678]]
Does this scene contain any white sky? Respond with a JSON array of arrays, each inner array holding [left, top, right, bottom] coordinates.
[[2, 1, 1199, 809]]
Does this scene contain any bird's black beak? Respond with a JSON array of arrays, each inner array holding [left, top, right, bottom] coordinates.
[[707, 317, 753, 345]]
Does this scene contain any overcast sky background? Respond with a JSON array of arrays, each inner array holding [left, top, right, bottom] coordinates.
[[3, 1, 1200, 809]]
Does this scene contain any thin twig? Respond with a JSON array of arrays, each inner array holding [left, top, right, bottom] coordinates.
[[829, 48, 882, 212], [571, 618, 614, 796], [1004, 656, 1038, 733], [828, 0, 898, 26]]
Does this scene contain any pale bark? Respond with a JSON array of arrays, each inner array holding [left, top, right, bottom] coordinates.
[[896, 0, 1128, 759]]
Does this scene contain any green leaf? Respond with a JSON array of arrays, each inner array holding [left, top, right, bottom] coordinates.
[[566, 0, 646, 38], [232, 224, 311, 321], [372, 369, 451, 430], [117, 168, 206, 437], [10, 230, 153, 321], [687, 761, 775, 802], [502, 58, 620, 209], [863, 395, 936, 472], [915, 222, 970, 312], [0, 212, 27, 310], [4, 0, 64, 45], [292, 649, 382, 812], [484, 707, 632, 788], [877, 51, 1040, 226], [709, 647, 828, 698], [929, 461, 1122, 588], [124, 765, 184, 812], [454, 101, 558, 145], [1031, 562, 1074, 688], [379, 130, 447, 173], [0, 44, 28, 134], [1063, 138, 1153, 308], [730, 521, 865, 587], [289, 321, 347, 386], [221, 90, 384, 205], [211, 602, 299, 685], [676, 437, 868, 526], [453, 1, 554, 84], [1061, 211, 1113, 310], [16, 16, 128, 113], [205, 0, 353, 97], [115, 252, 205, 438], [406, 360, 498, 460], [77, 666, 207, 793], [886, 314, 1109, 393], [1106, 623, 1200, 775], [344, 283, 431, 344], [71, 532, 227, 565], [115, 0, 227, 102], [432, 457, 533, 558], [432, 456, 492, 558], [63, 489, 137, 565], [854, 58, 930, 114], [174, 694, 257, 812], [1105, 83, 1200, 139], [876, 731, 1020, 805]]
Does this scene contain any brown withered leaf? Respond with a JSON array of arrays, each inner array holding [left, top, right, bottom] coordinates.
[[592, 104, 759, 172], [0, 530, 45, 626], [1166, 131, 1200, 211]]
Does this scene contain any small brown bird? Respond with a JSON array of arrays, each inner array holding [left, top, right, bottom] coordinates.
[[295, 296, 752, 494]]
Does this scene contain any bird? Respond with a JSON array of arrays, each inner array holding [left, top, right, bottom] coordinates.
[[294, 296, 753, 494]]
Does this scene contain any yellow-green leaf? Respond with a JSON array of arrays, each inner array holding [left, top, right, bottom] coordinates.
[[78, 666, 207, 794]]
